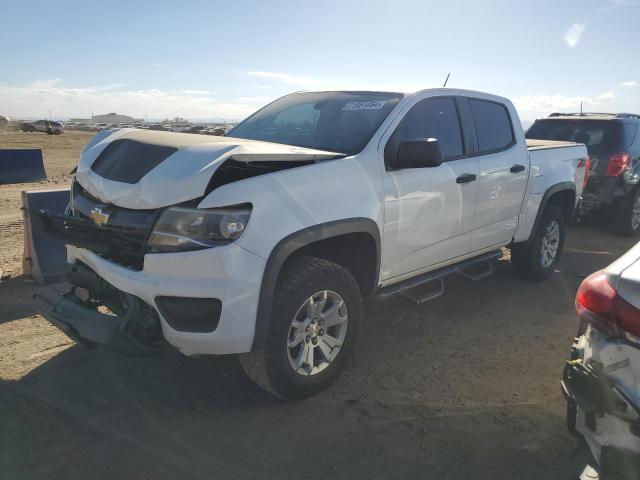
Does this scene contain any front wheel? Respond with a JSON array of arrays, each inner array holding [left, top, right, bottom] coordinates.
[[616, 189, 640, 236], [511, 206, 566, 281], [240, 256, 361, 400]]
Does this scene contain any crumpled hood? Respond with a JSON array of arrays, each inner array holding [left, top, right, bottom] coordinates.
[[76, 128, 340, 209]]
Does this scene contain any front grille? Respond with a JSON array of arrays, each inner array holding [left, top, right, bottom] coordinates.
[[31, 181, 159, 270]]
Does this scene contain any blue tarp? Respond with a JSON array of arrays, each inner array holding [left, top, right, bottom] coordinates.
[[0, 149, 47, 183]]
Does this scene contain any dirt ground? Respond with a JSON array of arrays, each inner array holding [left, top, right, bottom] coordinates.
[[0, 131, 637, 479]]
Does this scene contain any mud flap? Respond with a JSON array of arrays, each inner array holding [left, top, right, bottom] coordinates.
[[35, 286, 164, 357]]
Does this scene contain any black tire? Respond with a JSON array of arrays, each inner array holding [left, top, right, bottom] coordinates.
[[615, 189, 640, 236], [240, 256, 362, 400], [511, 206, 566, 281], [53, 129, 61, 135]]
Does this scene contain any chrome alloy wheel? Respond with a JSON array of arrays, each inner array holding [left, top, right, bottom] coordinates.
[[286, 290, 348, 377], [540, 219, 560, 268], [631, 195, 640, 231]]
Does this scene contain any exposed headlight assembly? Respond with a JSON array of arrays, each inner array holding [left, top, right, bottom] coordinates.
[[147, 206, 251, 253]]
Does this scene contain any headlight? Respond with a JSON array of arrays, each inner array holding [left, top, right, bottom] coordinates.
[[147, 206, 251, 253]]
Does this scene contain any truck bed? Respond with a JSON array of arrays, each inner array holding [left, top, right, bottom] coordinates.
[[526, 139, 587, 207]]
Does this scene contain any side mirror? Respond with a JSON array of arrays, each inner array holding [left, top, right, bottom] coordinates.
[[395, 138, 443, 169]]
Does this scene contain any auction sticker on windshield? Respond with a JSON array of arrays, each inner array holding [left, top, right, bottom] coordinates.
[[342, 100, 386, 111]]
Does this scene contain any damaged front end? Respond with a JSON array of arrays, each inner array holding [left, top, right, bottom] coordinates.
[[36, 262, 164, 356]]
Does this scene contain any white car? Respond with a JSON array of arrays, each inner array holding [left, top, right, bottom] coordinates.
[[22, 120, 64, 135], [34, 89, 587, 399], [564, 242, 640, 478]]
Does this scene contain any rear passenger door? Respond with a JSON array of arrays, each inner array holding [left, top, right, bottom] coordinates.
[[464, 98, 528, 251], [381, 96, 479, 280]]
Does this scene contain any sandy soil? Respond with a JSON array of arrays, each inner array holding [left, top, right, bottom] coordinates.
[[0, 132, 637, 479]]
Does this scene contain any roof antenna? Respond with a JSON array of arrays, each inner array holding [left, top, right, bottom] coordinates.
[[580, 101, 583, 116], [443, 73, 451, 88]]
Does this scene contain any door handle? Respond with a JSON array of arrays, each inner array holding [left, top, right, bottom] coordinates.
[[456, 173, 477, 184], [510, 164, 526, 173]]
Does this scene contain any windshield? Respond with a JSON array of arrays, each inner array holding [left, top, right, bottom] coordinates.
[[226, 91, 403, 155], [525, 120, 619, 150]]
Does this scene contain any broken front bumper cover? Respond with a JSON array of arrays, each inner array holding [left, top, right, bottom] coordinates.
[[35, 264, 165, 356]]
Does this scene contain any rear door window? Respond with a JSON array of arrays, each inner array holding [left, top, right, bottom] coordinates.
[[390, 97, 464, 159], [469, 99, 514, 153]]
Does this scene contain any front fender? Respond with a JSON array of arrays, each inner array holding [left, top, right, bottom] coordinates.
[[251, 218, 381, 350]]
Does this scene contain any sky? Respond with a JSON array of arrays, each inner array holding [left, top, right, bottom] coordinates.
[[1, 0, 639, 123]]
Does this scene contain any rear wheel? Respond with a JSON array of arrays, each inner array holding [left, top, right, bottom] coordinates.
[[511, 206, 566, 280], [616, 189, 640, 236], [240, 256, 361, 400]]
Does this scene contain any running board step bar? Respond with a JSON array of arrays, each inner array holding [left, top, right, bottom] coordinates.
[[379, 250, 502, 305]]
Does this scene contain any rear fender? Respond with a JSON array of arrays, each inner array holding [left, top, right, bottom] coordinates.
[[512, 182, 576, 245]]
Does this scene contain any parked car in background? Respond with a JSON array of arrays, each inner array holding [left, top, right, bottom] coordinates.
[[563, 241, 640, 479], [22, 120, 64, 135], [188, 125, 205, 134], [34, 89, 587, 399], [526, 113, 640, 235], [170, 124, 192, 133]]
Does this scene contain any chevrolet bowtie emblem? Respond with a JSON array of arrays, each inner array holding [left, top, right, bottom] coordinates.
[[89, 207, 110, 227]]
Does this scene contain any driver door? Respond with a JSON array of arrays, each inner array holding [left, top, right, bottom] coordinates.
[[380, 96, 479, 281]]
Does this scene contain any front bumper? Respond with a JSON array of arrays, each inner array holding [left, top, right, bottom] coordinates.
[[36, 282, 164, 356], [45, 244, 266, 356]]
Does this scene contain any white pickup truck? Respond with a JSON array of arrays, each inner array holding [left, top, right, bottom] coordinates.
[[35, 89, 588, 399]]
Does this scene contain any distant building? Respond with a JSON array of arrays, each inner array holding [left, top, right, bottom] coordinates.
[[91, 113, 142, 124]]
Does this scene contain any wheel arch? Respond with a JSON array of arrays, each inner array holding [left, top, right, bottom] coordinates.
[[522, 182, 575, 247], [252, 218, 380, 350]]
